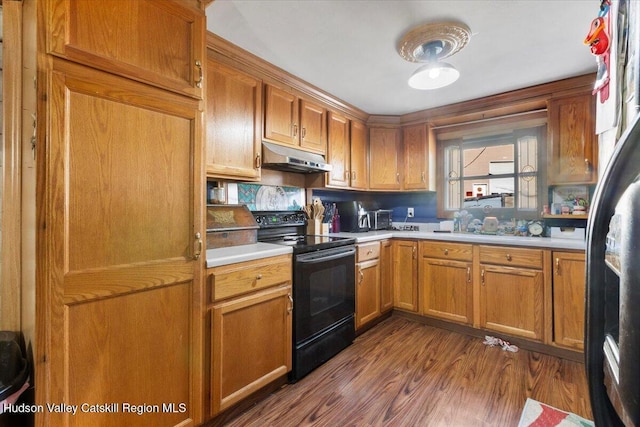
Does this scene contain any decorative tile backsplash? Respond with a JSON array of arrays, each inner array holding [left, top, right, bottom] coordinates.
[[227, 183, 305, 211]]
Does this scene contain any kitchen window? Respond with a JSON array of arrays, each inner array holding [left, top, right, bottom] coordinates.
[[438, 125, 546, 219]]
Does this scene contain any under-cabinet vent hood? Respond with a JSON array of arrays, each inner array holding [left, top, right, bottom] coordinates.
[[261, 142, 332, 174]]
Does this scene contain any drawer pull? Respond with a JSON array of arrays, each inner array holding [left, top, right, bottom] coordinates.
[[506, 254, 512, 261], [444, 248, 449, 255], [358, 268, 364, 284], [367, 250, 373, 255], [288, 293, 293, 314], [467, 267, 471, 283], [555, 258, 560, 275], [194, 60, 203, 88], [256, 274, 263, 280], [481, 269, 485, 286]]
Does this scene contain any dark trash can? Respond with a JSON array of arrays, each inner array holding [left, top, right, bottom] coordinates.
[[0, 331, 31, 427]]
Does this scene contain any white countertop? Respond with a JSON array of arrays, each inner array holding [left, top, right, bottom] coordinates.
[[330, 230, 585, 251], [206, 242, 293, 268]]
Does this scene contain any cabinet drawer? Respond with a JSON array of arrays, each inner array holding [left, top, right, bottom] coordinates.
[[357, 241, 381, 262], [209, 254, 292, 302], [479, 245, 543, 269], [420, 241, 472, 261]]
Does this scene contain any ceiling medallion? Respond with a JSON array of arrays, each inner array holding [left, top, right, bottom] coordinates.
[[397, 21, 471, 63]]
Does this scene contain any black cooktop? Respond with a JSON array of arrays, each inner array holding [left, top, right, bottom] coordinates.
[[252, 210, 355, 254]]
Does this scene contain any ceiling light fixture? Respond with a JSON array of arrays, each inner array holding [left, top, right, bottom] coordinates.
[[398, 22, 471, 90]]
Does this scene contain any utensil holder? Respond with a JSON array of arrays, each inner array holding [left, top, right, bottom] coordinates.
[[307, 220, 322, 235]]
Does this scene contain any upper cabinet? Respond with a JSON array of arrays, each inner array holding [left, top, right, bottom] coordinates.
[[548, 92, 597, 184], [45, 0, 205, 99], [205, 58, 262, 180], [326, 111, 351, 187], [369, 127, 402, 190], [264, 84, 327, 154], [403, 124, 435, 190], [349, 120, 369, 190]]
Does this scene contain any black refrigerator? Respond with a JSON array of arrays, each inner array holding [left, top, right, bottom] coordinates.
[[586, 113, 640, 427]]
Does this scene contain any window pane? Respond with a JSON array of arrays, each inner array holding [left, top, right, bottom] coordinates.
[[518, 134, 538, 173], [445, 146, 461, 210], [463, 144, 513, 176]]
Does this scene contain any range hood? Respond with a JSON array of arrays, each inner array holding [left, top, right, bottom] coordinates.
[[261, 141, 332, 174]]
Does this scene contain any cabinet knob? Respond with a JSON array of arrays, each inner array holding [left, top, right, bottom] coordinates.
[[444, 248, 449, 255], [358, 268, 364, 284], [194, 232, 202, 260], [301, 127, 306, 139], [255, 153, 261, 169], [584, 158, 591, 175], [555, 258, 561, 275], [256, 274, 263, 280], [506, 254, 512, 261], [288, 293, 293, 314], [481, 269, 485, 286], [293, 124, 298, 137]]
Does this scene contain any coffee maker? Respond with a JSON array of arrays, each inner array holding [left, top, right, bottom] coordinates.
[[336, 201, 370, 232]]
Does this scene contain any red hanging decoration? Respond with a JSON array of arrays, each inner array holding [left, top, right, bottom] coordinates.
[[584, 0, 612, 103]]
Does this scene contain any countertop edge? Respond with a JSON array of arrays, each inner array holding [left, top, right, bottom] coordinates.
[[206, 243, 293, 268], [330, 231, 585, 251]]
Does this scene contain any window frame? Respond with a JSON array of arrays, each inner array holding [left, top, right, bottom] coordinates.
[[436, 125, 547, 220]]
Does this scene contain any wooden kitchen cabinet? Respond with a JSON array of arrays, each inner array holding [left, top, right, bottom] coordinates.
[[548, 92, 597, 184], [403, 124, 435, 190], [208, 255, 292, 416], [326, 111, 351, 187], [379, 240, 394, 313], [39, 59, 204, 427], [393, 240, 419, 312], [356, 241, 381, 329], [552, 251, 586, 350], [369, 127, 402, 190], [264, 84, 327, 154], [326, 116, 368, 189], [206, 57, 261, 180], [45, 0, 205, 99], [420, 242, 473, 325], [479, 246, 546, 341], [349, 120, 369, 190]]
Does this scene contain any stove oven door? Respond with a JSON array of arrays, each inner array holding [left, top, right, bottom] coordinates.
[[293, 246, 356, 344]]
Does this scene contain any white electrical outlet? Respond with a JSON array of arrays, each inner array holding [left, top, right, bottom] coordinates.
[[407, 207, 414, 218]]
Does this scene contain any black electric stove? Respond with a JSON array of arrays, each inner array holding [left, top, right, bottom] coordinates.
[[252, 210, 356, 381], [252, 210, 355, 253]]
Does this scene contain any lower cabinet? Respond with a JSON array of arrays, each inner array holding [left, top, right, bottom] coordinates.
[[552, 251, 586, 350], [379, 239, 394, 313], [207, 255, 292, 417], [356, 241, 381, 329], [393, 240, 419, 312], [478, 246, 546, 341], [420, 241, 473, 325]]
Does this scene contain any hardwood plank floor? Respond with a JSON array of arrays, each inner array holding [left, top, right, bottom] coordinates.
[[221, 316, 592, 426]]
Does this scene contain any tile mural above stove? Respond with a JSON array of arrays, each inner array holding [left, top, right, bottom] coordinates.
[[227, 183, 305, 211]]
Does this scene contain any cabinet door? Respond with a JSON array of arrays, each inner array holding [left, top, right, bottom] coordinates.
[[350, 120, 369, 190], [403, 124, 429, 190], [327, 111, 351, 187], [206, 59, 261, 180], [480, 264, 544, 341], [379, 240, 394, 313], [393, 240, 418, 312], [211, 285, 292, 416], [39, 59, 203, 427], [421, 258, 473, 324], [552, 251, 586, 350], [356, 259, 381, 329], [369, 127, 401, 190], [548, 93, 597, 184], [45, 0, 205, 98], [299, 99, 327, 154], [264, 84, 298, 145]]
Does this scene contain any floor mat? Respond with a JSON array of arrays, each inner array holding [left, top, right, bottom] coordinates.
[[518, 398, 594, 427]]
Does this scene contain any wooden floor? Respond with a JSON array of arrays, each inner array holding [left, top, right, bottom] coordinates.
[[223, 316, 592, 426]]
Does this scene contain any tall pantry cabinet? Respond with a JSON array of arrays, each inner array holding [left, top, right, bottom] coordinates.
[[37, 1, 205, 426]]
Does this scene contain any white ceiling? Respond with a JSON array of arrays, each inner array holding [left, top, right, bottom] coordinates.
[[205, 0, 598, 116]]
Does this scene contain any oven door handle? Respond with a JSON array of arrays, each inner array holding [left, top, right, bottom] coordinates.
[[296, 247, 356, 264]]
